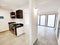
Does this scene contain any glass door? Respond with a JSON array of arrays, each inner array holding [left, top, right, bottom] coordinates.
[[38, 14, 56, 28], [40, 15, 46, 26], [47, 15, 55, 27]]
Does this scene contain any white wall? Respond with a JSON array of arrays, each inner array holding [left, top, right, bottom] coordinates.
[[23, 8, 38, 45], [11, 19, 23, 23], [32, 9, 38, 44], [23, 8, 33, 45], [28, 0, 38, 45], [0, 9, 12, 32]]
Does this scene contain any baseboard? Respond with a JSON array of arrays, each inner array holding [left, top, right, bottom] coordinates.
[[0, 30, 9, 33], [33, 38, 38, 45]]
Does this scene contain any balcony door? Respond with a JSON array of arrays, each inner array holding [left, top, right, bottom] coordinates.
[[47, 15, 55, 27], [38, 14, 56, 28], [40, 15, 46, 26]]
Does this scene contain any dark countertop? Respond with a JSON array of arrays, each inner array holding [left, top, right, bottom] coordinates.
[[13, 23, 23, 28], [8, 22, 23, 28]]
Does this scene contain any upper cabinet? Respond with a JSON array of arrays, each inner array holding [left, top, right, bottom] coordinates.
[[10, 10, 23, 19], [10, 12, 15, 18], [16, 10, 23, 19]]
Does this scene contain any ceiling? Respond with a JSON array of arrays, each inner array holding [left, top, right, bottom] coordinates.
[[0, 0, 28, 10], [36, 0, 60, 14], [0, 0, 60, 10], [37, 0, 60, 7]]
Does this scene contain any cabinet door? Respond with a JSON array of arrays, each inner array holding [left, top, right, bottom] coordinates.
[[16, 10, 23, 18], [17, 27, 24, 36]]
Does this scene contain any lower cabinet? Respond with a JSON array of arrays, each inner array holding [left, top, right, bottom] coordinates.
[[16, 27, 24, 36]]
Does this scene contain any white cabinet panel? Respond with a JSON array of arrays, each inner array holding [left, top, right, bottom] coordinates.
[[17, 27, 24, 36]]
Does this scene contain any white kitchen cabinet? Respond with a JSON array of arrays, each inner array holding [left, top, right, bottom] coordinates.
[[17, 27, 24, 36]]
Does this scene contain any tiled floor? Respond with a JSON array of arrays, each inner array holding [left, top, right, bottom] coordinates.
[[0, 31, 29, 45], [34, 26, 58, 45], [0, 26, 58, 45]]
